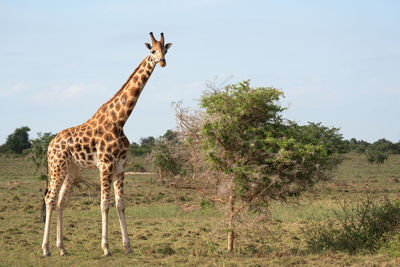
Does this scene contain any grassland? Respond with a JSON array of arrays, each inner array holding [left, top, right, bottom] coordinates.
[[1, 153, 400, 266]]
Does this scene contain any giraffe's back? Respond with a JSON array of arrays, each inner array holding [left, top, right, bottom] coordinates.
[[49, 125, 98, 170], [48, 121, 130, 171]]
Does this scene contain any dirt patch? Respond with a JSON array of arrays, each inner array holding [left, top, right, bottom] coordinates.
[[182, 203, 200, 212], [8, 180, 20, 191], [330, 181, 358, 187], [125, 172, 156, 175]]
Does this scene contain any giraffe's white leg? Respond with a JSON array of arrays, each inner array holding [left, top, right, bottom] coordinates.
[[99, 164, 113, 256], [56, 171, 74, 256], [42, 204, 52, 256], [101, 197, 111, 256], [56, 206, 65, 255], [42, 167, 67, 256], [114, 172, 132, 253]]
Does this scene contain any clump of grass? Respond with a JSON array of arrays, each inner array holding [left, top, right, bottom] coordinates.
[[304, 193, 400, 254], [191, 239, 220, 256], [379, 234, 400, 257], [156, 244, 175, 256]]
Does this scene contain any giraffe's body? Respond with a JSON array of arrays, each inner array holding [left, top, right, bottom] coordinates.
[[42, 33, 172, 256]]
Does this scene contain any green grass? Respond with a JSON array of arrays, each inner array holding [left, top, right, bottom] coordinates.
[[1, 152, 400, 266]]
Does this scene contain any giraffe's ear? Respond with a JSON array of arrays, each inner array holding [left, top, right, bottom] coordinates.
[[145, 43, 152, 50], [165, 43, 172, 50]]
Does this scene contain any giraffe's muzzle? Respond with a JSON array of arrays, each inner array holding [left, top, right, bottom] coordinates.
[[159, 59, 166, 67]]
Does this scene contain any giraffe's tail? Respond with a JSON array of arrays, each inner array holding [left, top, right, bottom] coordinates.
[[41, 157, 50, 223], [41, 188, 49, 223]]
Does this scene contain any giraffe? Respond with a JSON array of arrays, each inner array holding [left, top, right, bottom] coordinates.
[[41, 32, 172, 256]]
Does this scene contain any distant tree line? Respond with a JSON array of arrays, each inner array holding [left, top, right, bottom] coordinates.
[[1, 126, 398, 159], [344, 138, 400, 165], [0, 126, 178, 156], [346, 138, 400, 154], [129, 130, 177, 157]]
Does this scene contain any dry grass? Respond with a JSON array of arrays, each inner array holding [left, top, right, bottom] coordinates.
[[0, 152, 400, 266]]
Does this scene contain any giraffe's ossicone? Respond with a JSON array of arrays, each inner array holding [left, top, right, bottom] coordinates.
[[42, 32, 172, 256]]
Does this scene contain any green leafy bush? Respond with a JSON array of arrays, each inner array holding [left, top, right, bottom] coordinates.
[[152, 141, 182, 177], [365, 150, 389, 165], [126, 162, 146, 172], [29, 132, 56, 183], [304, 195, 400, 254]]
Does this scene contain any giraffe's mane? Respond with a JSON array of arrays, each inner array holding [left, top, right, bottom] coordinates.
[[94, 56, 149, 115]]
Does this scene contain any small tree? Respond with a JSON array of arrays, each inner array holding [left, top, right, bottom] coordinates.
[[29, 132, 56, 222], [4, 126, 31, 154], [154, 80, 345, 252], [152, 130, 184, 183], [29, 132, 56, 184]]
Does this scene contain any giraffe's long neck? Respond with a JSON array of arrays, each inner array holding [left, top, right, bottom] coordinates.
[[91, 55, 156, 129]]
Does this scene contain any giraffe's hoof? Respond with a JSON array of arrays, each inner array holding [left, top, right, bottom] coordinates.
[[60, 250, 67, 256], [103, 252, 111, 257], [124, 242, 132, 254], [43, 253, 51, 257]]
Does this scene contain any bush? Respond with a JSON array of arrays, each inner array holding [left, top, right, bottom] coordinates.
[[304, 195, 400, 254], [29, 133, 56, 170], [126, 162, 146, 172], [0, 144, 7, 154], [365, 150, 389, 165], [152, 140, 187, 176], [29, 132, 56, 184]]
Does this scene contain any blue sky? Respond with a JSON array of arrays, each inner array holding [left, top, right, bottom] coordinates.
[[1, 0, 399, 144]]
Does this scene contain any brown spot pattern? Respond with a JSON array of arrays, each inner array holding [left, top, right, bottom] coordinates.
[[45, 51, 160, 239], [134, 89, 141, 97]]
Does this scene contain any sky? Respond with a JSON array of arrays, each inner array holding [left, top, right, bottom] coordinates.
[[1, 0, 399, 144]]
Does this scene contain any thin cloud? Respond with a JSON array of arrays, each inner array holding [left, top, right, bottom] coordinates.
[[32, 83, 107, 106], [0, 82, 27, 98]]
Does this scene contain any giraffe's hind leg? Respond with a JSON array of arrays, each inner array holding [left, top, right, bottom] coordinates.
[[42, 191, 53, 256], [42, 156, 69, 256], [114, 170, 132, 253], [98, 162, 114, 256], [56, 165, 77, 256]]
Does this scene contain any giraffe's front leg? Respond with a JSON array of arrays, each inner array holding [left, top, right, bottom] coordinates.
[[100, 166, 113, 256], [114, 172, 132, 253]]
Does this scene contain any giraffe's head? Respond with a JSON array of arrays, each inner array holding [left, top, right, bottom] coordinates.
[[145, 32, 172, 67]]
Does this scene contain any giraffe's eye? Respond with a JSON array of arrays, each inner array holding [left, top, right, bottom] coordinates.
[[151, 50, 156, 54]]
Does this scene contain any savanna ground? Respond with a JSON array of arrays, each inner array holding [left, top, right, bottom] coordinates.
[[1, 153, 400, 266]]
